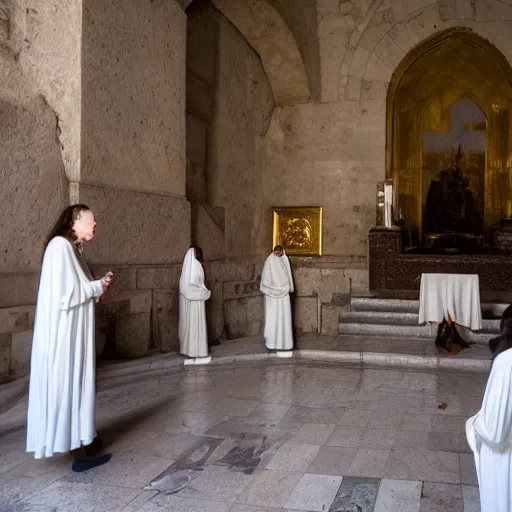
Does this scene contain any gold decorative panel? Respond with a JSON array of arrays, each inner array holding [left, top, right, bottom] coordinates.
[[272, 206, 322, 256], [386, 28, 512, 235]]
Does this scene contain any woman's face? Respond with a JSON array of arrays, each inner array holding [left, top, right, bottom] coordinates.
[[73, 210, 97, 242]]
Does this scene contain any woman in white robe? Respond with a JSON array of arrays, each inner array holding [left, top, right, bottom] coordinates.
[[179, 247, 211, 362], [26, 205, 113, 471], [466, 340, 512, 511], [260, 245, 294, 353]]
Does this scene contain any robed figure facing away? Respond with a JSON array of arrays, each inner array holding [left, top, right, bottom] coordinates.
[[179, 247, 211, 363], [466, 305, 512, 511], [26, 205, 113, 472], [260, 245, 294, 354]]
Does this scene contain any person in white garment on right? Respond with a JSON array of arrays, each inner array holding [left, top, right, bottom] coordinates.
[[260, 245, 294, 357], [179, 246, 211, 365], [466, 305, 512, 512]]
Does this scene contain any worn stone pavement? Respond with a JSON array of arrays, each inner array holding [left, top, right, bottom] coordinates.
[[0, 347, 484, 511]]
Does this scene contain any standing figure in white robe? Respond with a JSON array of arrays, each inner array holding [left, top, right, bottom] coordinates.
[[26, 204, 113, 472], [179, 247, 211, 364], [466, 333, 512, 511], [260, 245, 294, 356]]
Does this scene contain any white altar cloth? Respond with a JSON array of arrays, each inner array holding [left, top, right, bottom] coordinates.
[[418, 273, 482, 330]]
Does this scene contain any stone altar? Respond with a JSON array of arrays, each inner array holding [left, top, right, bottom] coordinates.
[[369, 228, 512, 292]]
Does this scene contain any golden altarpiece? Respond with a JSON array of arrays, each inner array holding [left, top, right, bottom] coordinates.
[[370, 28, 512, 291]]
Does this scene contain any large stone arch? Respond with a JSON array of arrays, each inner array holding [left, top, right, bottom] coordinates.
[[186, 0, 311, 105], [338, 0, 512, 229], [388, 27, 512, 232], [339, 0, 512, 102]]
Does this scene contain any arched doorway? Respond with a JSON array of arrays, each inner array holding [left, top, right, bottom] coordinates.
[[386, 28, 512, 242]]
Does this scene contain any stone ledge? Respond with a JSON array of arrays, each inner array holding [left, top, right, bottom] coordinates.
[[1, 336, 491, 419], [94, 336, 492, 379]]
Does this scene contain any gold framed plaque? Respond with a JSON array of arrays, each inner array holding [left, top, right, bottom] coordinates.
[[272, 206, 322, 256]]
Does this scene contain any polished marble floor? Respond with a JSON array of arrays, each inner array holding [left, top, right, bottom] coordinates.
[[0, 359, 485, 511]]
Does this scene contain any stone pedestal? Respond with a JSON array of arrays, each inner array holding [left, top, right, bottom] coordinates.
[[369, 226, 512, 292]]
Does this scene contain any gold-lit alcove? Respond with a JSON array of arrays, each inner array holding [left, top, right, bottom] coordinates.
[[386, 28, 512, 241]]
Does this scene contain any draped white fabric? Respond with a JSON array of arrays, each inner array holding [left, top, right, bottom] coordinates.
[[179, 248, 211, 358], [26, 237, 103, 459], [260, 253, 294, 350], [418, 273, 482, 330], [466, 348, 512, 511]]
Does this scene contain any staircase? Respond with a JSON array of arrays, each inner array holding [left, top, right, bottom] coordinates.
[[339, 297, 508, 344]]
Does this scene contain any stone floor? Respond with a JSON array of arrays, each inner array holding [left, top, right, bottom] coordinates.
[[0, 345, 485, 512]]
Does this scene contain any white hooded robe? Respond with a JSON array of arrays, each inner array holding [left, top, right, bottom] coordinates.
[[179, 248, 211, 358], [260, 253, 294, 350], [466, 347, 512, 511], [26, 236, 104, 459]]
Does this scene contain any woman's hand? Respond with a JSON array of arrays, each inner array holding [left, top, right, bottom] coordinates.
[[101, 271, 114, 292]]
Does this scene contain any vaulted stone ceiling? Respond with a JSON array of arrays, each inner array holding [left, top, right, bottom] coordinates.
[[184, 0, 319, 106], [263, 0, 321, 102]]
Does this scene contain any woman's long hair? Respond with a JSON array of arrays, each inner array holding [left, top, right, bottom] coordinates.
[[43, 204, 91, 253]]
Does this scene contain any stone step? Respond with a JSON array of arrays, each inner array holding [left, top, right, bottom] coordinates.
[[351, 297, 509, 318], [340, 311, 419, 326], [351, 297, 419, 313], [339, 311, 500, 332], [338, 321, 496, 344], [299, 334, 491, 372], [338, 322, 431, 338], [481, 318, 501, 333]]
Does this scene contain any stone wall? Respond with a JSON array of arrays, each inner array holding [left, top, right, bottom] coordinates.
[[92, 257, 260, 353], [186, 1, 224, 260], [19, 0, 83, 182], [290, 255, 366, 336], [209, 9, 276, 258], [186, 1, 278, 261], [0, 0, 81, 380], [267, 0, 321, 101], [0, 0, 190, 381], [0, 98, 68, 273], [185, 1, 276, 343], [70, 0, 191, 366], [211, 0, 311, 105], [79, 0, 189, 266], [0, 0, 81, 274], [261, 102, 380, 259], [5, 0, 512, 381]]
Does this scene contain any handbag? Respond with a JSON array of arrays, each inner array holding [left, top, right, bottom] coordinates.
[[435, 320, 472, 354]]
